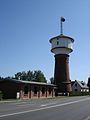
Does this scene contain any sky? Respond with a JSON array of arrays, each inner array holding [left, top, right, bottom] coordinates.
[[0, 0, 90, 82]]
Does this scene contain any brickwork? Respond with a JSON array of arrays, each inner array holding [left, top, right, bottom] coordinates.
[[0, 79, 55, 99], [54, 54, 72, 93]]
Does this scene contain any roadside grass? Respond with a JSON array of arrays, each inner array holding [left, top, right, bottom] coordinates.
[[0, 96, 70, 103], [70, 92, 90, 96], [0, 92, 90, 103]]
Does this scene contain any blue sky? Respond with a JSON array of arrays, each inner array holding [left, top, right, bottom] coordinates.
[[0, 0, 90, 82]]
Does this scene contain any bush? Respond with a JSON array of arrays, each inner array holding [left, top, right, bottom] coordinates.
[[0, 91, 3, 100], [70, 92, 90, 96]]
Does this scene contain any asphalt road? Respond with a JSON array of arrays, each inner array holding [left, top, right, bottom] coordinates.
[[0, 96, 90, 120]]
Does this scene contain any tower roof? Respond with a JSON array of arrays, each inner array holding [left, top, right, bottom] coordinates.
[[49, 34, 74, 43]]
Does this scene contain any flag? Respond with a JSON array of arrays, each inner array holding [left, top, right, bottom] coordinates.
[[61, 17, 65, 22]]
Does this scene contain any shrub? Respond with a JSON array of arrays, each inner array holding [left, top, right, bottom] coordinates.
[[70, 92, 90, 96], [0, 91, 3, 100]]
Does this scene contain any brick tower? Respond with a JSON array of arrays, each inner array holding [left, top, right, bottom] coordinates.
[[49, 17, 74, 95]]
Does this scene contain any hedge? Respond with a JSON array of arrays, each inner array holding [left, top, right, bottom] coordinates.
[[70, 92, 90, 96], [0, 91, 3, 100]]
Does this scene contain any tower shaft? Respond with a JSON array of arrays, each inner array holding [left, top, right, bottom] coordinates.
[[54, 54, 72, 93]]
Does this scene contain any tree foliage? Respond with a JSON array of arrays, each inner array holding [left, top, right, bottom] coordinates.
[[87, 77, 90, 91], [14, 70, 47, 83], [33, 70, 47, 83], [0, 77, 2, 80], [50, 77, 54, 84]]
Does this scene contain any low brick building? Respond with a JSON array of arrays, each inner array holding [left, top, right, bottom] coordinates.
[[0, 79, 56, 99]]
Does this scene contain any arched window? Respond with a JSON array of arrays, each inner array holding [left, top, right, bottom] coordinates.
[[42, 87, 45, 95], [49, 88, 52, 95], [24, 85, 28, 94], [34, 86, 37, 95]]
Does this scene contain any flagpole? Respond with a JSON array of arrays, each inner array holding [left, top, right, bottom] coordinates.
[[61, 17, 63, 35], [60, 17, 65, 35]]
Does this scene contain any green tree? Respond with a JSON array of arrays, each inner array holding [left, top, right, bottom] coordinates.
[[15, 72, 22, 80], [14, 70, 47, 83], [15, 71, 27, 80], [20, 71, 27, 80], [0, 77, 4, 80], [87, 77, 90, 91], [50, 77, 54, 84], [33, 70, 47, 83], [26, 70, 34, 81]]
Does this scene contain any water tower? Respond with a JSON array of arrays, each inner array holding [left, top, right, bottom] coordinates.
[[49, 17, 74, 95]]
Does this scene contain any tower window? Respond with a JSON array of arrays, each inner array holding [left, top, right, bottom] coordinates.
[[57, 41, 59, 45]]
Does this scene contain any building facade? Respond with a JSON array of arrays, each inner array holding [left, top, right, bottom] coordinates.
[[72, 80, 89, 92], [0, 79, 56, 99]]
